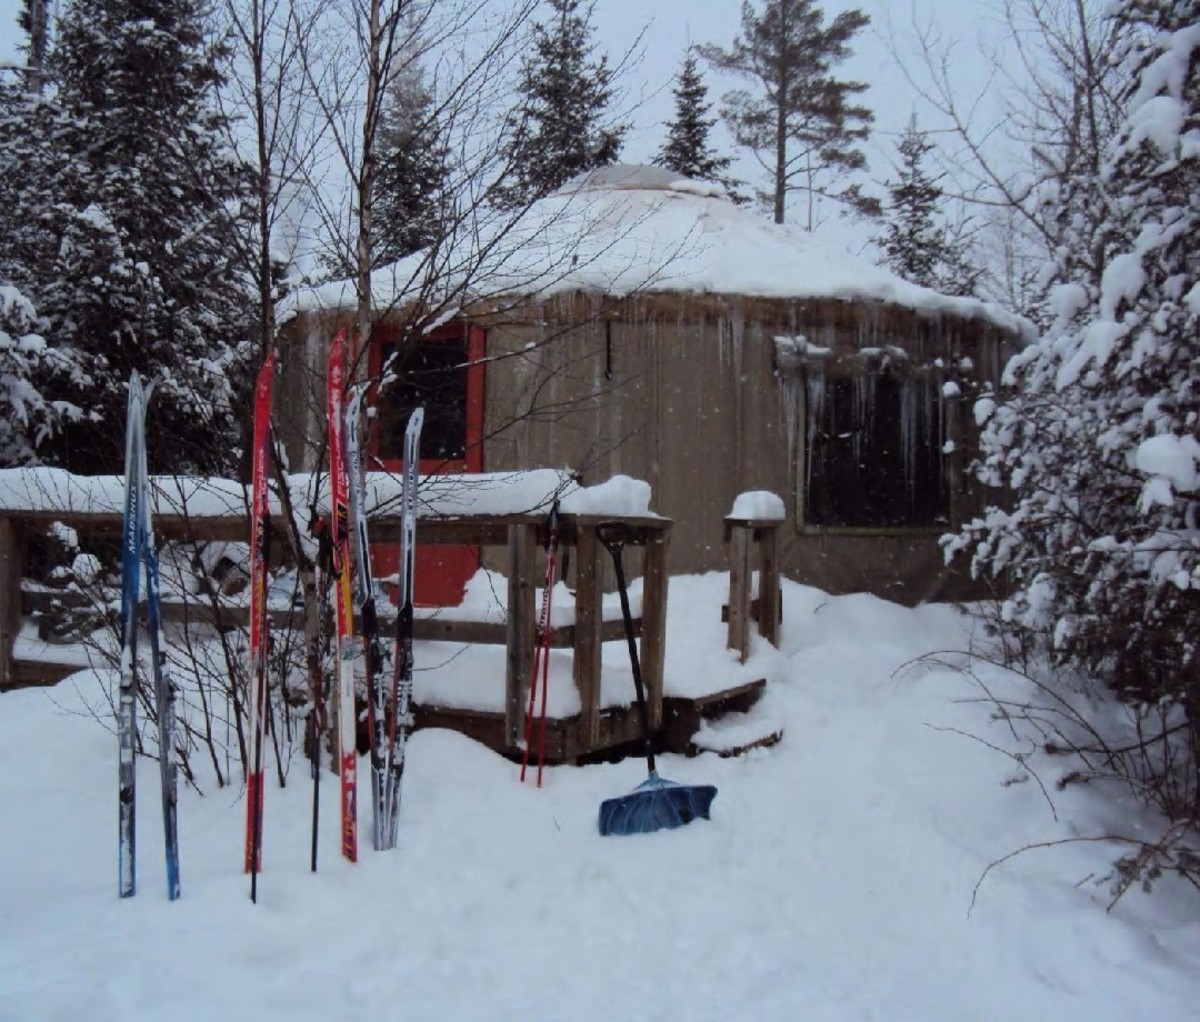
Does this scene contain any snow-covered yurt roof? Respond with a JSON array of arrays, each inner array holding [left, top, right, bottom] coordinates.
[[284, 164, 1027, 337]]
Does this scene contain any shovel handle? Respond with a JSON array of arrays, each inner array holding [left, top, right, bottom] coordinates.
[[595, 520, 656, 775]]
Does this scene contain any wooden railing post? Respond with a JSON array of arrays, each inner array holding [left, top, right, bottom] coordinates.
[[639, 527, 669, 729], [726, 520, 752, 663], [505, 523, 537, 748], [758, 524, 781, 648], [725, 512, 782, 663], [573, 523, 603, 751], [0, 517, 18, 689]]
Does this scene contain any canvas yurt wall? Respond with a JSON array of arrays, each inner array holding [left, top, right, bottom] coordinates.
[[475, 291, 1015, 603]]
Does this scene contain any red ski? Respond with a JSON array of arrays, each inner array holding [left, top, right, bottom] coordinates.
[[244, 350, 275, 900], [327, 330, 358, 863]]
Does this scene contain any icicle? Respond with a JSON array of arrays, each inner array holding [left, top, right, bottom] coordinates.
[[781, 373, 801, 469], [804, 367, 825, 498], [852, 375, 866, 468], [900, 377, 917, 505], [730, 305, 744, 381], [861, 372, 876, 486]]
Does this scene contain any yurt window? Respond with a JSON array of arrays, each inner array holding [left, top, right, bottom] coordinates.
[[376, 336, 469, 462], [801, 364, 948, 528]]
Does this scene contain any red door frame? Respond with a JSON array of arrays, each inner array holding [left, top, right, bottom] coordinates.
[[366, 321, 486, 606]]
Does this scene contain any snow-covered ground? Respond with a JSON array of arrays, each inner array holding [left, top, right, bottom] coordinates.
[[2, 573, 1199, 1021]]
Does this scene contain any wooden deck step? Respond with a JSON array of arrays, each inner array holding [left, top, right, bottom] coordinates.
[[690, 709, 784, 758], [661, 677, 766, 753]]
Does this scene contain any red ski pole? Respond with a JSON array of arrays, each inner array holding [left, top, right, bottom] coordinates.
[[535, 524, 559, 787]]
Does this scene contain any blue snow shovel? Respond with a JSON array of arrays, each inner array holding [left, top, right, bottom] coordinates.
[[597, 522, 717, 836]]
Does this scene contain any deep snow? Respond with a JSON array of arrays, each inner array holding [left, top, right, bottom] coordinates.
[[2, 573, 1199, 1021]]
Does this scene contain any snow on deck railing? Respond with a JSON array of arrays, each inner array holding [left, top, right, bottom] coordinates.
[[0, 466, 658, 521], [729, 490, 785, 522]]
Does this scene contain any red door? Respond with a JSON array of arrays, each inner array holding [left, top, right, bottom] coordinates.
[[368, 322, 485, 607]]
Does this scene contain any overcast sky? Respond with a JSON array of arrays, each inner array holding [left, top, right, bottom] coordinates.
[[0, 0, 1013, 250]]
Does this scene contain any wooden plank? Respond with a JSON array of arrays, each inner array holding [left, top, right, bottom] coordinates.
[[9, 660, 80, 689], [21, 585, 642, 647], [758, 524, 781, 646], [727, 523, 752, 663], [0, 518, 19, 689], [504, 524, 537, 747], [573, 524, 603, 752], [5, 508, 670, 552], [639, 529, 669, 730]]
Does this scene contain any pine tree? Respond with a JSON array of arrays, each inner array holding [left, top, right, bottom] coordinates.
[[494, 0, 627, 208], [0, 77, 91, 466], [877, 117, 979, 296], [699, 0, 877, 227], [35, 0, 253, 475], [950, 0, 1200, 758], [654, 46, 740, 199], [375, 45, 451, 265]]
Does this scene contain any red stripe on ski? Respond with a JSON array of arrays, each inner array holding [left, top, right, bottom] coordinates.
[[328, 330, 359, 863], [244, 351, 275, 878]]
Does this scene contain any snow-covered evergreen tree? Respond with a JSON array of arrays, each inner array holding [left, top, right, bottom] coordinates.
[[877, 116, 979, 297], [375, 43, 450, 265], [494, 0, 627, 209], [950, 0, 1200, 778], [32, 0, 253, 475], [699, 0, 877, 227], [0, 78, 90, 465], [653, 46, 741, 200], [0, 284, 71, 465]]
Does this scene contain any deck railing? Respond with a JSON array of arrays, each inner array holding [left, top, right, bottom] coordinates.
[[0, 493, 671, 760]]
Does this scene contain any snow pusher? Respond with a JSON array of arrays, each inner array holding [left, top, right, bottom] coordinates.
[[596, 521, 717, 836]]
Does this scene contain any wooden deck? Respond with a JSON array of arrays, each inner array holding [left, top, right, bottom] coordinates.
[[0, 492, 673, 762]]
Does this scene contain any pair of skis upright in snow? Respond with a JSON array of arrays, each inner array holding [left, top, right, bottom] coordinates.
[[118, 372, 181, 901], [241, 333, 422, 897], [329, 330, 424, 856]]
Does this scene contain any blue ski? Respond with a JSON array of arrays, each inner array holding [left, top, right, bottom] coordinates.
[[117, 373, 145, 898], [138, 383, 180, 901], [117, 371, 181, 899]]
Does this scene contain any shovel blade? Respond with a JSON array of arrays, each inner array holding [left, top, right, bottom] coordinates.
[[598, 773, 718, 837]]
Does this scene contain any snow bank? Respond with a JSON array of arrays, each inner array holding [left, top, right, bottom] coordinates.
[[3, 574, 1199, 1021]]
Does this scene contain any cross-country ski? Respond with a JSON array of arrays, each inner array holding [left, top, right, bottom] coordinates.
[[117, 374, 146, 899], [345, 387, 392, 851], [326, 330, 358, 863], [243, 351, 275, 902], [117, 371, 182, 900], [383, 406, 423, 848]]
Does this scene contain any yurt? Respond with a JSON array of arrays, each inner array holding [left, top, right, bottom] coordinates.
[[279, 164, 1028, 605]]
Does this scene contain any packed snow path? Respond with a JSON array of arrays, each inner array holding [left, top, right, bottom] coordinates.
[[2, 575, 1198, 1021]]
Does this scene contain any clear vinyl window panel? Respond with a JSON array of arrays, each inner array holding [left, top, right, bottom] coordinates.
[[802, 368, 948, 528], [377, 337, 468, 463]]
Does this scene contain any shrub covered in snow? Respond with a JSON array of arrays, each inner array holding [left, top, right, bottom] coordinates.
[[948, 0, 1200, 821]]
